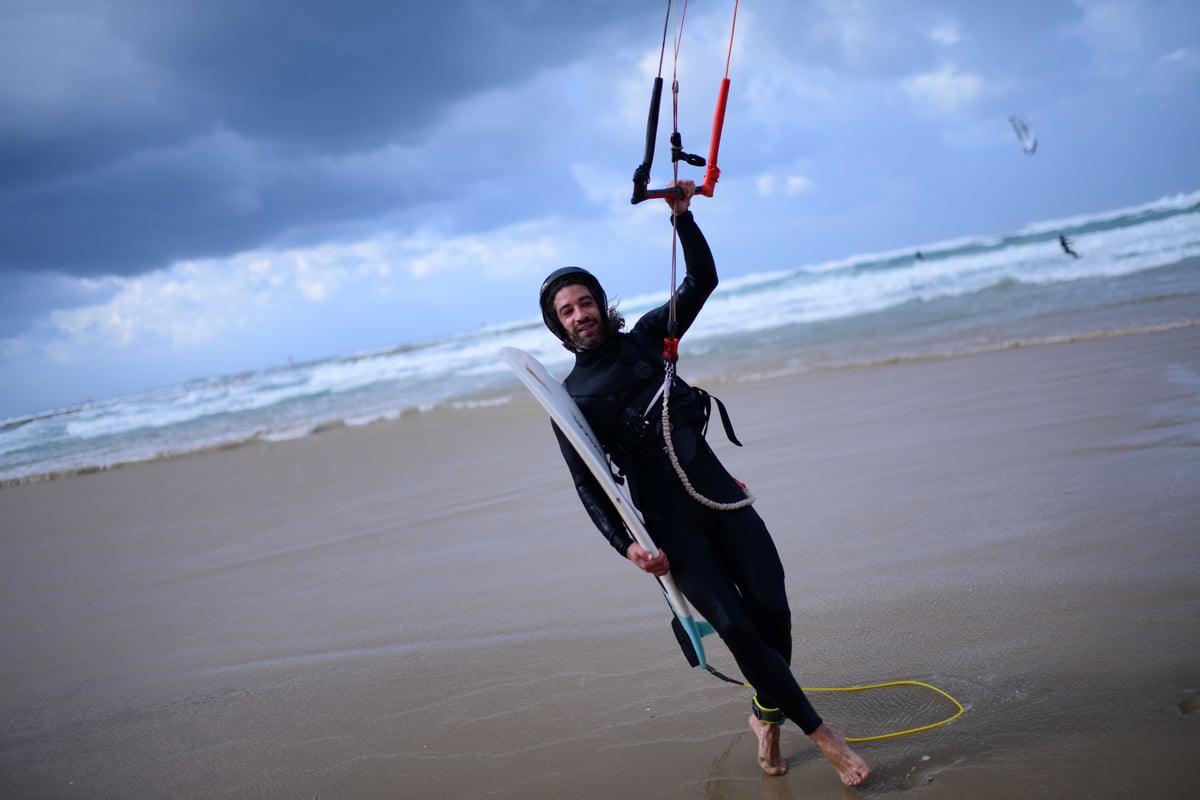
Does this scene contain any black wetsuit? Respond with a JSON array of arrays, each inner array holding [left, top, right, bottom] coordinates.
[[553, 211, 824, 734]]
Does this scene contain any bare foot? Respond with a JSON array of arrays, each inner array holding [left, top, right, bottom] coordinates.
[[748, 714, 788, 776], [809, 723, 869, 786]]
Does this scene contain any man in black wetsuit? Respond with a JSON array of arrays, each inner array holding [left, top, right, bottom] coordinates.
[[538, 181, 869, 786]]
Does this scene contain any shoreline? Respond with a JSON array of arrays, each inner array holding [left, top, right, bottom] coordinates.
[[4, 317, 1196, 489]]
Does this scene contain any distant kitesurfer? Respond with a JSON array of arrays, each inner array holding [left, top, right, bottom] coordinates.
[[1059, 235, 1079, 259], [538, 180, 870, 787], [915, 250, 925, 261]]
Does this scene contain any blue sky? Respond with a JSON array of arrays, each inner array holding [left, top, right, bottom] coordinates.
[[2, 0, 1198, 418]]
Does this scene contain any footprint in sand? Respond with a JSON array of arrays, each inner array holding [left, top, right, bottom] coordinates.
[[900, 754, 967, 789]]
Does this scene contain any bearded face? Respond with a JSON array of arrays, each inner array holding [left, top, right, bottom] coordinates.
[[553, 283, 605, 350]]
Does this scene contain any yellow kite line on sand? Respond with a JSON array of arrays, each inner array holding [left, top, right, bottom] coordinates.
[[804, 679, 965, 742], [723, 672, 965, 742]]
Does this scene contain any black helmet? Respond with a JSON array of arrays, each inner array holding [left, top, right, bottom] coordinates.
[[539, 266, 607, 345]]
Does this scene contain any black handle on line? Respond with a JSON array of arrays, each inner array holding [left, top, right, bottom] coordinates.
[[631, 77, 665, 204]]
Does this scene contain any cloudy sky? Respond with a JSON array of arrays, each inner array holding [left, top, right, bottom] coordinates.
[[2, 0, 1198, 417]]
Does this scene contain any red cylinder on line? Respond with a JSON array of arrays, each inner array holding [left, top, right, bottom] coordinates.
[[662, 337, 680, 361]]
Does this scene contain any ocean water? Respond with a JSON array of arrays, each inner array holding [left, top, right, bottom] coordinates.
[[3, 191, 1199, 486]]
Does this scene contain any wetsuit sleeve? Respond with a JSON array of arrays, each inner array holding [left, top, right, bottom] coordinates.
[[669, 210, 718, 338], [552, 422, 635, 559], [631, 210, 718, 342]]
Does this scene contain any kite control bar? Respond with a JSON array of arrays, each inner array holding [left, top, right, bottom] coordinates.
[[630, 1, 737, 204], [631, 76, 731, 204]]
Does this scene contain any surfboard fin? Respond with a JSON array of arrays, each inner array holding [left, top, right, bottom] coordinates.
[[671, 616, 703, 668], [671, 616, 746, 685], [671, 616, 716, 668]]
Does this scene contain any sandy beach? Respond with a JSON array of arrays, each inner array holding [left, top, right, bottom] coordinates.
[[2, 324, 1198, 799]]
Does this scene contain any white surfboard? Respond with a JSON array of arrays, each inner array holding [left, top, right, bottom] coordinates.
[[499, 346, 712, 667]]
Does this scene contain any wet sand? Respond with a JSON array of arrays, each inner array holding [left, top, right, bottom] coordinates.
[[2, 325, 1198, 799]]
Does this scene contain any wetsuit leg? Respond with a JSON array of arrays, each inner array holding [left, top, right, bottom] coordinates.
[[651, 504, 823, 734], [710, 505, 793, 665]]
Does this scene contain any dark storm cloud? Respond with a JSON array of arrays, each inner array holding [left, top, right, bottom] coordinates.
[[0, 0, 660, 276]]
